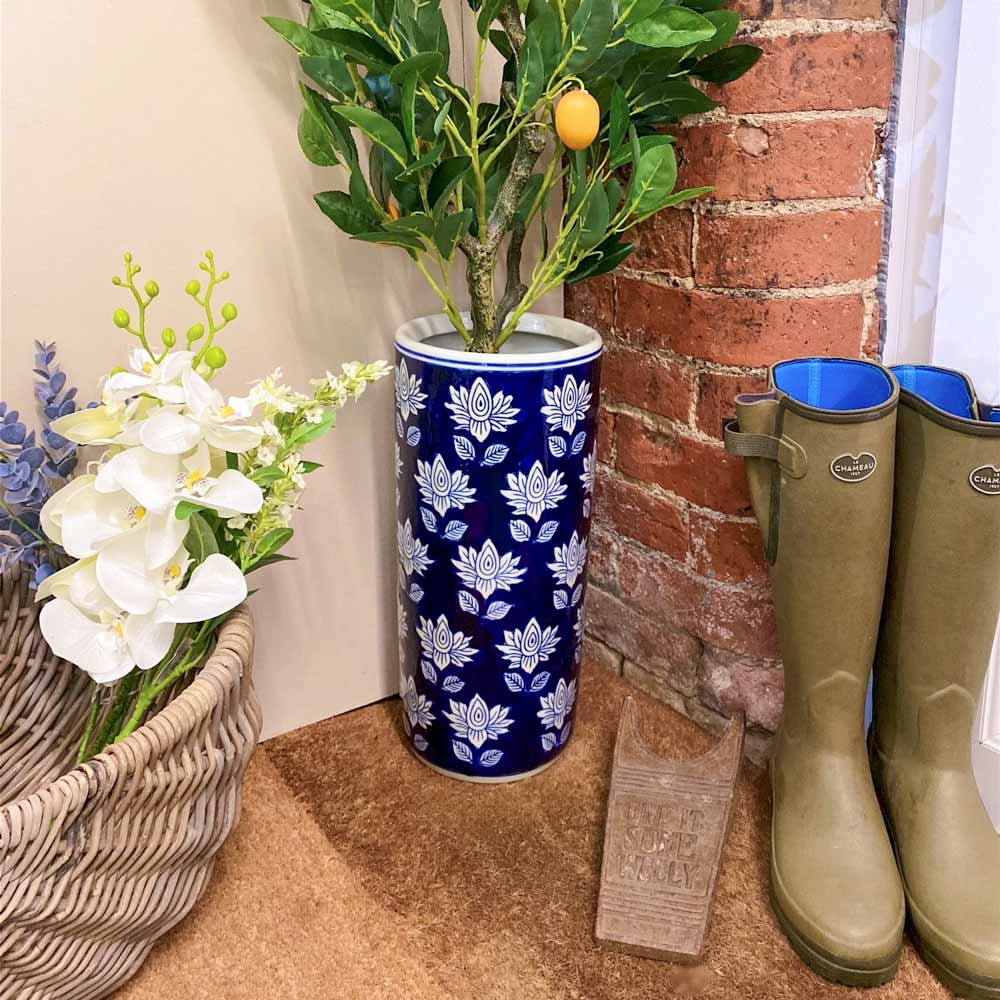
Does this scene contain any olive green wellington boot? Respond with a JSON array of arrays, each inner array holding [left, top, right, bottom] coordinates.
[[871, 365, 1000, 1000], [725, 357, 905, 986]]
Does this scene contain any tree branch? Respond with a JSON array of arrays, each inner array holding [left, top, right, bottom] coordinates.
[[494, 218, 528, 337], [497, 0, 526, 50]]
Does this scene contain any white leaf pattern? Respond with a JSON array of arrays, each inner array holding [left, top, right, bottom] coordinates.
[[482, 444, 509, 466], [443, 520, 468, 541], [553, 590, 568, 610], [510, 520, 531, 543], [485, 600, 512, 620], [413, 734, 429, 751], [421, 659, 438, 684], [541, 733, 557, 752], [406, 425, 421, 447], [571, 431, 587, 455], [420, 507, 437, 533], [441, 675, 465, 693], [548, 436, 567, 458], [458, 590, 480, 615], [530, 671, 551, 692], [408, 583, 424, 603], [537, 520, 558, 543], [454, 436, 476, 461], [452, 740, 474, 763], [504, 672, 525, 692], [479, 749, 504, 767]]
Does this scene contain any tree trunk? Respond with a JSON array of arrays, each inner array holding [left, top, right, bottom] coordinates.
[[467, 244, 499, 352]]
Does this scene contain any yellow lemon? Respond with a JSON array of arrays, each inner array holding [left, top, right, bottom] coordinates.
[[556, 90, 600, 151]]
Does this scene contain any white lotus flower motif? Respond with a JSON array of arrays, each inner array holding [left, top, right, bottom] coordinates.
[[137, 368, 261, 455], [497, 617, 560, 674], [102, 348, 194, 406], [398, 519, 432, 577], [451, 540, 524, 598], [444, 693, 513, 748], [542, 374, 592, 434], [501, 461, 566, 522], [581, 450, 595, 494], [400, 672, 435, 730], [538, 677, 577, 731], [549, 530, 587, 588], [416, 613, 477, 669], [445, 377, 519, 442], [415, 454, 476, 516], [395, 358, 427, 421]]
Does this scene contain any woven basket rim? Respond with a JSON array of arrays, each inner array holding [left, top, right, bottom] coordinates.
[[0, 580, 254, 818]]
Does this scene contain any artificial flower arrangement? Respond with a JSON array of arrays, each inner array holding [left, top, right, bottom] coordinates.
[[2, 250, 388, 762]]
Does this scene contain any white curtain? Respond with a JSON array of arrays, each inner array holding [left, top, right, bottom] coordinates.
[[885, 0, 1000, 830]]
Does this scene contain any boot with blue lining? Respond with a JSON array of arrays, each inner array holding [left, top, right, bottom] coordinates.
[[872, 364, 1000, 999], [725, 356, 905, 987]]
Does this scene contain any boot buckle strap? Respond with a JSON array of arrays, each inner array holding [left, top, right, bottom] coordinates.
[[723, 419, 808, 479]]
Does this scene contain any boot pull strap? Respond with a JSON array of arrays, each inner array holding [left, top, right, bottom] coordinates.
[[723, 418, 808, 479]]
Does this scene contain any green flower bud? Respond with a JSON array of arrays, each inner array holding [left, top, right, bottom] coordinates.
[[113, 308, 130, 328], [161, 327, 176, 347], [124, 252, 132, 262], [204, 346, 227, 369], [221, 302, 238, 322], [185, 279, 201, 296], [144, 280, 159, 298], [110, 365, 127, 376], [186, 322, 206, 342]]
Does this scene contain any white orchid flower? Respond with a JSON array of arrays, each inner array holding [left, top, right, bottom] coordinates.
[[138, 368, 261, 456], [49, 397, 154, 448], [36, 556, 108, 617], [145, 551, 249, 624], [95, 443, 263, 517], [102, 348, 194, 405], [40, 474, 97, 548]]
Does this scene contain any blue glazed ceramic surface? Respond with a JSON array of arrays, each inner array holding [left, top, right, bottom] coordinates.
[[395, 315, 603, 780]]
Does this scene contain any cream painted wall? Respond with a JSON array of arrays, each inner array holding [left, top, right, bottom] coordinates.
[[0, 0, 559, 739]]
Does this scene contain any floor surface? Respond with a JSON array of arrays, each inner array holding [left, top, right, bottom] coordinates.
[[117, 664, 949, 1000]]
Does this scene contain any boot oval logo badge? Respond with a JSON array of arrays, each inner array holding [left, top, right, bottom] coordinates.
[[830, 453, 877, 483], [970, 465, 1000, 495]]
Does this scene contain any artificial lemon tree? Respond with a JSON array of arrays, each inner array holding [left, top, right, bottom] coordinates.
[[266, 0, 760, 352]]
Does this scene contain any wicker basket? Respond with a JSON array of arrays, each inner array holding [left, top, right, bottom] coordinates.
[[0, 568, 262, 1000]]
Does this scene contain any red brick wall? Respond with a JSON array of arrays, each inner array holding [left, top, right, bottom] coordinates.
[[567, 2, 898, 761]]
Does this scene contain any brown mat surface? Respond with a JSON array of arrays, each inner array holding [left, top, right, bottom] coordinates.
[[119, 665, 949, 1000]]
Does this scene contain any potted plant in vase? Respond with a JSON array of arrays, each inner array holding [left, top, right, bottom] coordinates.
[[266, 0, 760, 780]]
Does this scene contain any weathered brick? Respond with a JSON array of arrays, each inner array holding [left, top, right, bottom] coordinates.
[[588, 524, 624, 593], [690, 510, 768, 585], [587, 587, 703, 696], [616, 541, 703, 633], [595, 472, 689, 560], [699, 583, 779, 658], [596, 409, 615, 465], [564, 273, 614, 334], [603, 346, 694, 424], [734, 0, 881, 17], [615, 277, 866, 365], [583, 633, 624, 676], [626, 209, 694, 276], [698, 646, 784, 732], [711, 32, 895, 114], [676, 120, 876, 201], [696, 209, 884, 289], [615, 412, 753, 516], [695, 369, 769, 439]]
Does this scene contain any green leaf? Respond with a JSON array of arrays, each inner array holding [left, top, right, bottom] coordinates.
[[314, 28, 397, 71], [689, 10, 740, 59], [579, 183, 610, 251], [429, 156, 472, 211], [635, 80, 718, 117], [525, 0, 560, 73], [175, 500, 208, 520], [606, 176, 624, 217], [682, 0, 728, 10], [301, 55, 354, 101], [301, 84, 359, 165], [330, 105, 409, 165], [263, 17, 335, 56], [657, 185, 713, 209], [226, 451, 239, 471], [490, 29, 514, 61], [517, 27, 545, 110], [353, 229, 426, 253], [315, 190, 377, 235], [620, 0, 660, 25], [246, 553, 298, 575], [690, 44, 763, 84], [256, 528, 294, 562], [185, 512, 220, 566], [308, 0, 359, 30], [289, 411, 338, 445], [433, 99, 452, 138], [434, 208, 473, 260], [300, 461, 324, 473], [630, 141, 678, 217], [566, 0, 615, 72], [298, 108, 339, 166], [389, 52, 445, 84], [567, 236, 635, 283], [515, 173, 545, 223], [625, 6, 717, 48], [609, 131, 675, 169], [385, 213, 436, 239], [401, 74, 418, 153], [251, 465, 285, 485], [476, 0, 505, 38], [609, 83, 630, 155], [398, 140, 446, 179]]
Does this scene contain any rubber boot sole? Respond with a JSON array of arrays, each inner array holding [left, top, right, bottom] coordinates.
[[769, 882, 900, 988]]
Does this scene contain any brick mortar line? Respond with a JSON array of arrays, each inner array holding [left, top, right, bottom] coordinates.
[[607, 342, 768, 381], [700, 195, 885, 216], [597, 461, 759, 528], [685, 107, 888, 126], [605, 398, 732, 448], [617, 269, 879, 299], [738, 16, 895, 39]]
